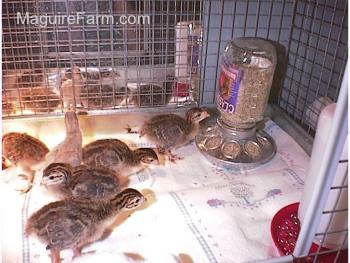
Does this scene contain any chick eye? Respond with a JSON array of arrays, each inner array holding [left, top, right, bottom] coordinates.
[[49, 176, 54, 180]]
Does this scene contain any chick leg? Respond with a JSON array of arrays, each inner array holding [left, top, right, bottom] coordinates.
[[156, 146, 183, 162], [156, 146, 166, 155], [74, 87, 82, 109], [72, 246, 83, 258], [50, 249, 61, 263], [73, 245, 95, 259], [61, 84, 71, 111], [165, 149, 183, 163]]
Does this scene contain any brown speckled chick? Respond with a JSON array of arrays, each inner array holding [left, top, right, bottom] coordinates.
[[20, 88, 61, 113], [26, 188, 146, 263], [60, 66, 84, 110], [139, 107, 210, 161], [2, 132, 49, 192], [45, 111, 82, 167], [82, 139, 159, 175], [41, 163, 129, 199]]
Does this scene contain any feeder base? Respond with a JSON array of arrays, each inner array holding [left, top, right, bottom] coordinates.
[[195, 118, 276, 171]]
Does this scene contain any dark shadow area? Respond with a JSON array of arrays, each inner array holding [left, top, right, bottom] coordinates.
[[268, 40, 287, 105]]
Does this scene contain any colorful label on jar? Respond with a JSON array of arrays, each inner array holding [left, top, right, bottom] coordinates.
[[187, 35, 200, 75], [217, 61, 243, 114]]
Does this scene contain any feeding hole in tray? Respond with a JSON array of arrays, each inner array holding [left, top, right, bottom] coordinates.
[[243, 140, 262, 160], [257, 134, 272, 149], [221, 141, 241, 160], [204, 135, 222, 150]]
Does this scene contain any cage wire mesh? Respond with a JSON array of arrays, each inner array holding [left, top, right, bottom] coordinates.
[[201, 0, 347, 133], [1, 0, 349, 261], [280, 0, 348, 134], [2, 0, 202, 116]]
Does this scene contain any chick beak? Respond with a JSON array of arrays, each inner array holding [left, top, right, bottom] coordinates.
[[202, 111, 210, 118]]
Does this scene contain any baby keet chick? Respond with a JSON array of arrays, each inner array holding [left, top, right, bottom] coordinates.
[[81, 85, 131, 109], [139, 107, 210, 161], [82, 139, 159, 175], [60, 66, 84, 110], [19, 87, 61, 113], [41, 163, 128, 199], [26, 188, 146, 263], [45, 111, 82, 167], [130, 82, 173, 107], [2, 132, 49, 192]]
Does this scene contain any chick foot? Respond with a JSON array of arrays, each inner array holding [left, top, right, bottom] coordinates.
[[165, 150, 183, 163], [49, 249, 62, 263], [156, 147, 183, 162], [73, 246, 83, 258], [156, 146, 166, 155], [125, 125, 138, 134], [72, 247, 95, 260]]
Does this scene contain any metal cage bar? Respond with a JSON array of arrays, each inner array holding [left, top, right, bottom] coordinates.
[[293, 61, 348, 257]]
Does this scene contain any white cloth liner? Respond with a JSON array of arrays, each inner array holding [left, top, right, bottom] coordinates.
[[1, 120, 309, 263]]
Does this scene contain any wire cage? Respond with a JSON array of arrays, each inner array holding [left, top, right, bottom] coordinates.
[[2, 0, 203, 115], [1, 0, 348, 262]]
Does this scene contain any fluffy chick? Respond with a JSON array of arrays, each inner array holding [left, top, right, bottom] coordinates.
[[41, 163, 128, 199], [130, 82, 173, 107], [2, 132, 49, 192], [19, 87, 61, 113], [82, 139, 159, 175], [26, 188, 146, 263], [139, 107, 210, 161], [81, 84, 131, 109], [17, 69, 44, 87], [45, 111, 82, 167], [60, 66, 84, 110]]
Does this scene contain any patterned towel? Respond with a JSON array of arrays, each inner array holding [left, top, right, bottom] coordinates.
[[1, 120, 309, 263]]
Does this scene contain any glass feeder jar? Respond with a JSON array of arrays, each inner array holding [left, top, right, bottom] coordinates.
[[196, 37, 277, 171], [218, 37, 277, 128]]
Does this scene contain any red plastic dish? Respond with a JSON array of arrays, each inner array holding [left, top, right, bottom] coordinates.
[[271, 202, 348, 263]]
